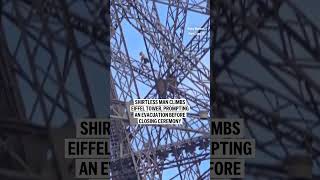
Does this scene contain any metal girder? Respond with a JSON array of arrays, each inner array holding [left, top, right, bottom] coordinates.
[[111, 0, 210, 179], [116, 0, 210, 93], [0, 0, 110, 180], [1, 0, 319, 179], [152, 0, 209, 15], [214, 0, 320, 178]]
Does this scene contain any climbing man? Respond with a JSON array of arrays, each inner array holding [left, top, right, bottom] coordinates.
[[139, 51, 149, 71]]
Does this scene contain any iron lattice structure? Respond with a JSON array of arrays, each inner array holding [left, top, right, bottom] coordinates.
[[110, 0, 210, 179], [214, 0, 320, 179], [0, 0, 211, 179], [0, 0, 111, 180], [0, 0, 319, 180]]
